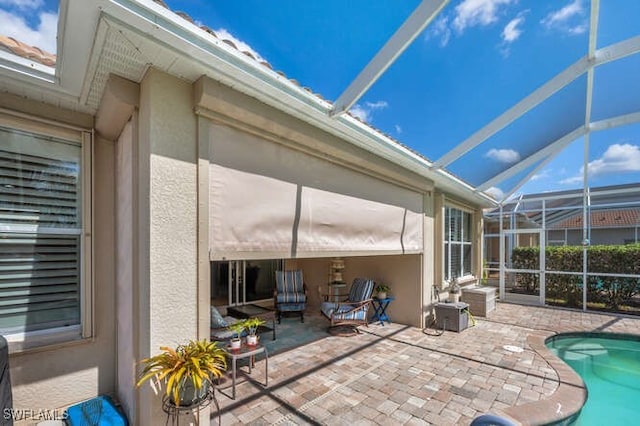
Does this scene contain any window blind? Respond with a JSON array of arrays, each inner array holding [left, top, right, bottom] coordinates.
[[0, 127, 82, 333], [445, 207, 473, 279]]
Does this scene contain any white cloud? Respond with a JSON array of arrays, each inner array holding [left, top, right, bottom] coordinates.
[[567, 23, 587, 35], [350, 105, 370, 122], [530, 169, 551, 181], [0, 0, 43, 9], [502, 15, 524, 43], [0, 9, 57, 53], [349, 100, 388, 123], [561, 143, 640, 184], [587, 143, 640, 176], [485, 148, 521, 164], [365, 100, 388, 109], [394, 124, 402, 134], [499, 12, 527, 57], [541, 0, 587, 35], [453, 0, 515, 34], [484, 186, 505, 200], [426, 15, 452, 47], [215, 28, 265, 62]]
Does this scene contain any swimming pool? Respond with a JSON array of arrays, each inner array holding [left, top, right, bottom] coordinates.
[[546, 333, 640, 425]]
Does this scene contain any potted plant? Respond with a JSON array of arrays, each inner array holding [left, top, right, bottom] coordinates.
[[244, 317, 266, 346], [449, 277, 461, 303], [136, 339, 227, 407], [227, 321, 247, 350], [376, 283, 390, 300]]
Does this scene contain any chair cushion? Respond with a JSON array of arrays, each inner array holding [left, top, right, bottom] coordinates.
[[321, 302, 367, 320], [210, 305, 228, 329], [276, 293, 307, 303], [321, 302, 338, 318], [348, 278, 374, 302], [276, 270, 305, 293], [278, 303, 306, 312], [334, 310, 367, 321]]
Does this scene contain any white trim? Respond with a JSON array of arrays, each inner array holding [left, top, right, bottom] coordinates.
[[82, 130, 93, 339], [0, 50, 56, 81], [594, 35, 640, 66], [590, 111, 640, 131], [0, 226, 82, 235], [331, 0, 449, 116], [5, 325, 84, 354]]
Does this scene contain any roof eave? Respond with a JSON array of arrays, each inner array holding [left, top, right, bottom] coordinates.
[[92, 0, 498, 206]]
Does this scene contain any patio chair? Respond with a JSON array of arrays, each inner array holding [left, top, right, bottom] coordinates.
[[321, 278, 374, 329], [274, 270, 307, 323]]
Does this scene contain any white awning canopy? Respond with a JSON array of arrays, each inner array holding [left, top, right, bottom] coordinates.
[[208, 124, 424, 260]]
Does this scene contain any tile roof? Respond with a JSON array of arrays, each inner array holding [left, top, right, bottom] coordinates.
[[549, 208, 640, 229], [0, 35, 56, 67]]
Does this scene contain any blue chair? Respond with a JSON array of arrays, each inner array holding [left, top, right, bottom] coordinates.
[[274, 270, 307, 323], [321, 278, 374, 328]]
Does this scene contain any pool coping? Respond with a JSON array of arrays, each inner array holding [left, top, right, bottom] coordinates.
[[500, 331, 587, 426]]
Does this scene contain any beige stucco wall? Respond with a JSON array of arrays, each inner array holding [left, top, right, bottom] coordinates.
[[115, 118, 136, 421], [289, 254, 423, 327], [135, 68, 201, 425], [7, 131, 116, 413], [422, 192, 436, 327]]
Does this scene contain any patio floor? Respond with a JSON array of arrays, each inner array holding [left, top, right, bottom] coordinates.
[[213, 302, 640, 425]]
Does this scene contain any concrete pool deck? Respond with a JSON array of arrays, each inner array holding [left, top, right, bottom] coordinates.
[[214, 302, 640, 425]]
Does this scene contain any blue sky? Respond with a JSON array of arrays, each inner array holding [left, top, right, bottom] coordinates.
[[2, 0, 639, 201]]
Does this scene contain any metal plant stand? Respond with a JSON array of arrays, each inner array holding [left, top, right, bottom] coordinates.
[[162, 382, 220, 426]]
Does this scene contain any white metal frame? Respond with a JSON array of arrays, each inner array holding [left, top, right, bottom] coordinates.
[[331, 0, 449, 116], [500, 228, 545, 305]]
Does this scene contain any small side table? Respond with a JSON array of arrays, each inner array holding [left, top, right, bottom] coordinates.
[[327, 282, 348, 301], [220, 343, 268, 399], [370, 296, 394, 325]]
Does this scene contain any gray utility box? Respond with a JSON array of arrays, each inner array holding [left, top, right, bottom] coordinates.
[[461, 286, 497, 317], [435, 302, 469, 332]]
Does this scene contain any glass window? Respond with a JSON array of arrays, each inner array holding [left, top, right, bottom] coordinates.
[[0, 125, 85, 335], [445, 206, 473, 280]]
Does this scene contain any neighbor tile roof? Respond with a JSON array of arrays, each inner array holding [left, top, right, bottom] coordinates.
[[0, 35, 56, 67], [550, 208, 640, 229]]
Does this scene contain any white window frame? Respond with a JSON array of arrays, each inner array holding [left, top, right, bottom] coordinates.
[[444, 205, 473, 282], [0, 110, 93, 351]]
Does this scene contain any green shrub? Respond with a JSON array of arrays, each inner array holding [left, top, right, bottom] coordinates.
[[511, 244, 640, 311]]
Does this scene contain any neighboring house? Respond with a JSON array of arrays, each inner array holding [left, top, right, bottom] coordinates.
[[547, 208, 640, 246], [0, 0, 494, 424]]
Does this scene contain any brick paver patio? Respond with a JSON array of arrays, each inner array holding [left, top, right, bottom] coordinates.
[[213, 302, 640, 425]]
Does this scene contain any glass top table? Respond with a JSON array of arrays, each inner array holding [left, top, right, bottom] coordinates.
[[226, 304, 276, 340]]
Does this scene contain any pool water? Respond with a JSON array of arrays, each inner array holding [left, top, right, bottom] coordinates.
[[547, 334, 640, 425]]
